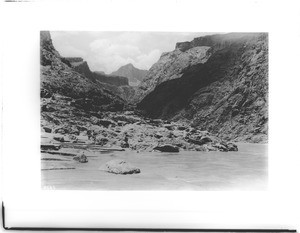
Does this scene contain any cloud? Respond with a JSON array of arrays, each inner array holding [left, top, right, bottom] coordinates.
[[134, 49, 161, 70], [89, 38, 151, 73], [57, 44, 87, 57], [90, 39, 141, 57], [88, 54, 135, 74]]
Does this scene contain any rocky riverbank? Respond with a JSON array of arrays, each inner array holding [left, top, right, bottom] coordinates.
[[42, 93, 238, 154], [41, 92, 238, 173]]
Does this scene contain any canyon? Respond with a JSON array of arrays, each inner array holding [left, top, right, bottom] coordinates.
[[40, 31, 268, 185]]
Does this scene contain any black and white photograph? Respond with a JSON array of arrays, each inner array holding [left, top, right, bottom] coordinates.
[[2, 0, 300, 230], [41, 31, 268, 190]]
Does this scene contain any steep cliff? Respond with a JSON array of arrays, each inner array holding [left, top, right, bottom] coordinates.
[[40, 31, 125, 111], [111, 63, 148, 86], [137, 33, 268, 143], [134, 46, 212, 102]]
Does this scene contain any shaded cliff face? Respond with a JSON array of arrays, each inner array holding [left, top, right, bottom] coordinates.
[[137, 33, 268, 143], [111, 63, 148, 86], [40, 31, 125, 111], [134, 46, 212, 102]]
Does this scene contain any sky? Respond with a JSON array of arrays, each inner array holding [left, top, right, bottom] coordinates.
[[51, 31, 215, 74]]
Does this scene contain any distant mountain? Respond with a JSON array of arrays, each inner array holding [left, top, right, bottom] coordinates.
[[111, 63, 148, 86]]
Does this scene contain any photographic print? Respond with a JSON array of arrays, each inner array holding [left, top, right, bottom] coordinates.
[[40, 31, 268, 190]]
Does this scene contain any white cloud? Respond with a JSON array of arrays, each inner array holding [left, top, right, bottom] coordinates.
[[89, 38, 146, 73], [56, 45, 87, 57], [88, 54, 135, 74], [89, 39, 111, 50], [134, 49, 161, 70]]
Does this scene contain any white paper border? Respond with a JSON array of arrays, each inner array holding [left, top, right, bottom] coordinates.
[[1, 0, 300, 230]]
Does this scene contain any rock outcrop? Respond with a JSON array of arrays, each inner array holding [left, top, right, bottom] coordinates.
[[111, 63, 148, 86], [137, 33, 268, 143], [153, 144, 179, 153]]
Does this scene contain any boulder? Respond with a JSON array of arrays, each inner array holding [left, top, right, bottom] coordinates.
[[73, 153, 88, 163], [43, 126, 52, 133], [153, 144, 179, 152], [103, 159, 140, 175], [53, 136, 65, 142], [227, 142, 238, 151]]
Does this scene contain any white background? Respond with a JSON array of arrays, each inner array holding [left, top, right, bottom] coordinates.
[[1, 0, 300, 230]]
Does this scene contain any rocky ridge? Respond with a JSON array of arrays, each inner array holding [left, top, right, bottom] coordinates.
[[65, 57, 129, 86], [62, 57, 136, 102]]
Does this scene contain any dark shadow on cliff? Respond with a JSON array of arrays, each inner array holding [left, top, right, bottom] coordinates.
[[137, 43, 242, 118]]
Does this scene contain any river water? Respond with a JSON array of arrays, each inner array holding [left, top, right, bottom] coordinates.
[[41, 143, 267, 190]]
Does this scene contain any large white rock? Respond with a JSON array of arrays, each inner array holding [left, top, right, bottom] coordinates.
[[102, 159, 140, 175]]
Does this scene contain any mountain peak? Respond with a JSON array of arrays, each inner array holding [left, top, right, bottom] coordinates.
[[125, 63, 134, 67], [111, 63, 148, 86]]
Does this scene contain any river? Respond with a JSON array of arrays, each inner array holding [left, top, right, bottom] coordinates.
[[41, 143, 267, 190]]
